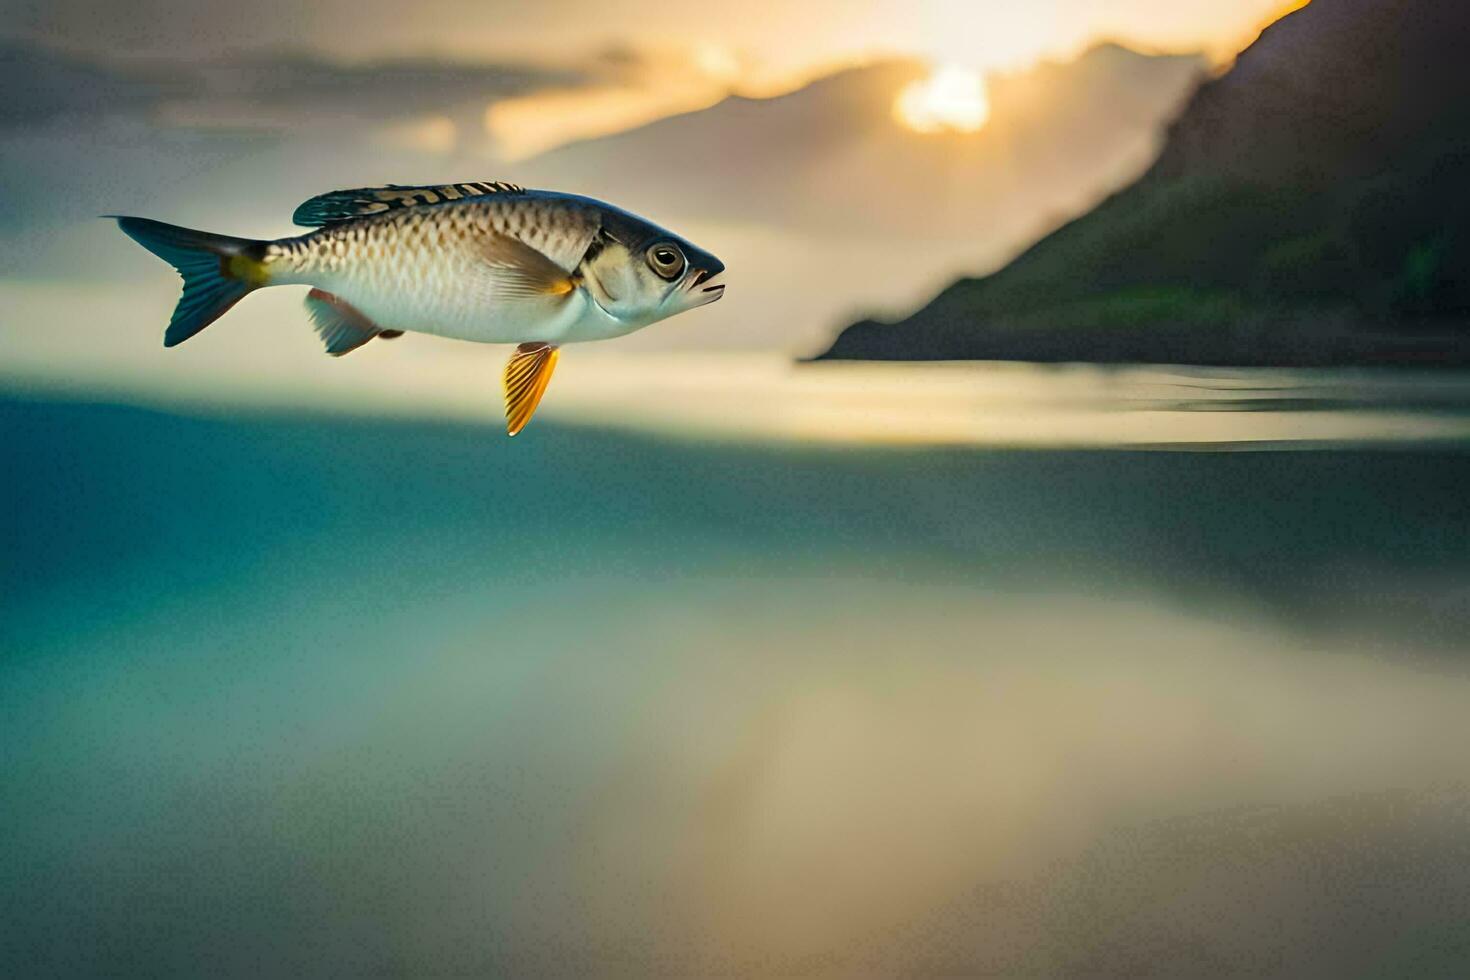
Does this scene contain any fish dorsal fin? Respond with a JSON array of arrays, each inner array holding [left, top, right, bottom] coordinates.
[[292, 181, 527, 227], [504, 343, 560, 436]]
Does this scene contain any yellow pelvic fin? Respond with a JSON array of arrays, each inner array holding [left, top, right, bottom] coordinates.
[[504, 342, 561, 437]]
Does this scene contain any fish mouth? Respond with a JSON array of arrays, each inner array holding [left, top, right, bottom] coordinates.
[[685, 267, 726, 307]]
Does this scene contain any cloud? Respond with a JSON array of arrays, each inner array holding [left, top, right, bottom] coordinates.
[[175, 51, 583, 128], [0, 39, 581, 132], [0, 39, 584, 234], [0, 40, 181, 124]]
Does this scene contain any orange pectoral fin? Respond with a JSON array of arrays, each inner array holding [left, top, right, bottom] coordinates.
[[504, 342, 561, 437]]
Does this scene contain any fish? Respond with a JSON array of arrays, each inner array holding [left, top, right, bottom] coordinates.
[[113, 181, 725, 435]]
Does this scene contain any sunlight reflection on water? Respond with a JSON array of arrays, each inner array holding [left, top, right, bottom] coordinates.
[[552, 355, 1470, 447]]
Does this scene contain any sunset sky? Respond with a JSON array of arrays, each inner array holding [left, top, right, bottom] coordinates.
[[1, 0, 1311, 418], [12, 0, 1304, 78]]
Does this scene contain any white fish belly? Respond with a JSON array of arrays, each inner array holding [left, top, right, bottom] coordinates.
[[352, 287, 593, 344], [309, 257, 596, 344]]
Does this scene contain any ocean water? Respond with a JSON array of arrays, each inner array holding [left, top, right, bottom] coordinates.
[[3, 381, 1470, 975]]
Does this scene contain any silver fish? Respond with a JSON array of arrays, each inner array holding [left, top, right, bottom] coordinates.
[[114, 181, 726, 434]]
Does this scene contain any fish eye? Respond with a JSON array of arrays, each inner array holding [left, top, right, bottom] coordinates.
[[647, 243, 686, 280]]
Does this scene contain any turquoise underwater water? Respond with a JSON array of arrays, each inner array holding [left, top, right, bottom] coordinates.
[[3, 395, 1470, 975]]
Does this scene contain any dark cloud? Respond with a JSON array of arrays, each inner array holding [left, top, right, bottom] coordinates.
[[0, 39, 583, 238], [0, 40, 182, 124], [0, 38, 582, 130], [186, 51, 583, 118]]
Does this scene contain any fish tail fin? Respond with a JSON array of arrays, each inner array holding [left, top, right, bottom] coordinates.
[[112, 216, 271, 347]]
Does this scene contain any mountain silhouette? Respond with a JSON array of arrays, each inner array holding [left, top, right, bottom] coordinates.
[[818, 0, 1470, 366]]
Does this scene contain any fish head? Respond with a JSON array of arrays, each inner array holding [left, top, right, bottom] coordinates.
[[578, 209, 725, 326]]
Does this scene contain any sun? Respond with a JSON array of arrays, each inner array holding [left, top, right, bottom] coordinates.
[[894, 65, 991, 134]]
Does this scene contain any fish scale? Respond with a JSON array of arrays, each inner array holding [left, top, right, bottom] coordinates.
[[272, 199, 594, 321]]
